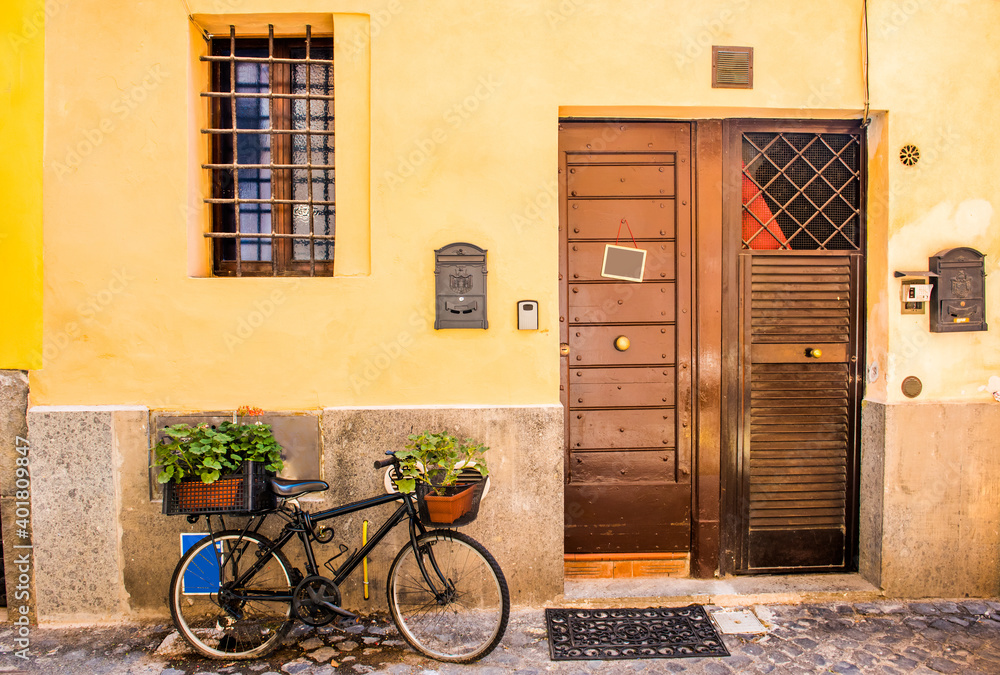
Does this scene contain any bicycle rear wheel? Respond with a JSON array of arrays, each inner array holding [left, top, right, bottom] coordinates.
[[387, 529, 510, 662], [169, 530, 294, 659]]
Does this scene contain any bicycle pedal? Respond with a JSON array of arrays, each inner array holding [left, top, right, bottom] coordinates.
[[335, 614, 360, 628]]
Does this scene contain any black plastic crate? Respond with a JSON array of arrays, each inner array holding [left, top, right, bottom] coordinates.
[[162, 461, 275, 516]]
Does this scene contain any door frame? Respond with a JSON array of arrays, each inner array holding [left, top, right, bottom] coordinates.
[[556, 117, 866, 578], [691, 120, 725, 577]]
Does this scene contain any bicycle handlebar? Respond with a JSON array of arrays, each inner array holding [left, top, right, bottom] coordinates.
[[374, 451, 397, 470]]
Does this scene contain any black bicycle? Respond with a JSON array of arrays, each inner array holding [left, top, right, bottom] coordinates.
[[167, 452, 509, 662]]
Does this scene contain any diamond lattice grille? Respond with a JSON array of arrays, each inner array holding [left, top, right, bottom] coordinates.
[[742, 133, 862, 251]]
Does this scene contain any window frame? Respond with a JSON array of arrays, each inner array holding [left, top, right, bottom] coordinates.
[[204, 26, 335, 277]]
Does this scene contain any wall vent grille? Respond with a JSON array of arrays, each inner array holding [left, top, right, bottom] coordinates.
[[712, 46, 753, 88]]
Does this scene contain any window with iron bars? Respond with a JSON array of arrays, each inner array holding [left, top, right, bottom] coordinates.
[[741, 131, 862, 251], [203, 25, 334, 276]]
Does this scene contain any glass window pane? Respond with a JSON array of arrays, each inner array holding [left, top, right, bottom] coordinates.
[[290, 45, 334, 262], [235, 52, 272, 261]]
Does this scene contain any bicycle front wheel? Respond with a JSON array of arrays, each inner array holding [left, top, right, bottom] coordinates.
[[169, 530, 294, 659], [387, 529, 510, 663]]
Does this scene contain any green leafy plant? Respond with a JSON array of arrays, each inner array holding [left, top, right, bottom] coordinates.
[[223, 420, 284, 470], [153, 406, 284, 484], [393, 430, 488, 495]]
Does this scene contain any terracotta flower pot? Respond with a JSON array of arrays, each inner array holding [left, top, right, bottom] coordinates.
[[419, 483, 478, 525]]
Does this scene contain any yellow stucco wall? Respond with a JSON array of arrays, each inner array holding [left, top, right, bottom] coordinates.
[[30, 0, 1000, 409], [0, 0, 44, 370], [868, 1, 1000, 404]]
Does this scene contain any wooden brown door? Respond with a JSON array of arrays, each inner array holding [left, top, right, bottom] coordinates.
[[559, 122, 693, 554], [723, 121, 865, 573]]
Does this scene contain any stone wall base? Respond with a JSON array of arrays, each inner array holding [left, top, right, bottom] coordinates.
[[27, 405, 563, 621], [1, 372, 33, 624], [861, 400, 1000, 597], [319, 406, 564, 610], [25, 397, 1000, 620]]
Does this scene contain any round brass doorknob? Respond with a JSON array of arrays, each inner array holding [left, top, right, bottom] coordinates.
[[805, 348, 823, 358], [614, 335, 630, 351], [560, 343, 570, 356]]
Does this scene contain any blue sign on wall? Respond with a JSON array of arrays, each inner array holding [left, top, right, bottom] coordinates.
[[180, 533, 223, 595]]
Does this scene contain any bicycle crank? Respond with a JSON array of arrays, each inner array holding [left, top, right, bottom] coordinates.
[[291, 575, 356, 626]]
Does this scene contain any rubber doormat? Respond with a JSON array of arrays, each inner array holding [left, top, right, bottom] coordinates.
[[544, 605, 730, 661]]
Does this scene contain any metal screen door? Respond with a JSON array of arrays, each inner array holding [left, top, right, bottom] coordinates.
[[725, 120, 865, 573]]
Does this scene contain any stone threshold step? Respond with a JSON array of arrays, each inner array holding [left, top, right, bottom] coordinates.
[[562, 572, 883, 607]]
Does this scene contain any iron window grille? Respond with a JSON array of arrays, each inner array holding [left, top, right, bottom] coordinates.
[[741, 132, 862, 251], [202, 25, 335, 276]]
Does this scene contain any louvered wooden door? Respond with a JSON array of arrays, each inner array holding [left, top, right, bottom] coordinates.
[[736, 253, 862, 571]]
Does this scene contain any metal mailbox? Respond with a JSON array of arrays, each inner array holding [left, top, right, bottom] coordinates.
[[929, 247, 987, 333], [434, 242, 488, 329]]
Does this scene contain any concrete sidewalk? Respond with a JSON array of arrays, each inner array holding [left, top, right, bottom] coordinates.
[[2, 599, 999, 674]]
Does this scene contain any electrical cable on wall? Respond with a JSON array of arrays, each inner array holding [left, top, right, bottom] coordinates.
[[180, 0, 212, 41], [861, 0, 871, 127]]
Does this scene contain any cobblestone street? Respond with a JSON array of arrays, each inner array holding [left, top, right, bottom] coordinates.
[[2, 600, 999, 674]]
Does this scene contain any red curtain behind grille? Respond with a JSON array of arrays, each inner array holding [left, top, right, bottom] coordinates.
[[742, 168, 787, 250]]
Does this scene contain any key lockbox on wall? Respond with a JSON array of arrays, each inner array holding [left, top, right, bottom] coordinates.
[[434, 242, 488, 329], [929, 247, 987, 333]]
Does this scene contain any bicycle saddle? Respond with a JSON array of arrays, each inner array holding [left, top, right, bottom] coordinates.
[[270, 477, 330, 498]]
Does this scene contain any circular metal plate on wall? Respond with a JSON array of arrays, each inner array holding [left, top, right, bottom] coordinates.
[[901, 375, 923, 398]]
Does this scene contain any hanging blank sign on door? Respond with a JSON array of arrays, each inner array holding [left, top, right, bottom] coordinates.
[[601, 244, 646, 282]]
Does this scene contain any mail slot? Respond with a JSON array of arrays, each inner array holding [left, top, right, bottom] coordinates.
[[434, 242, 488, 329], [929, 247, 988, 333]]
